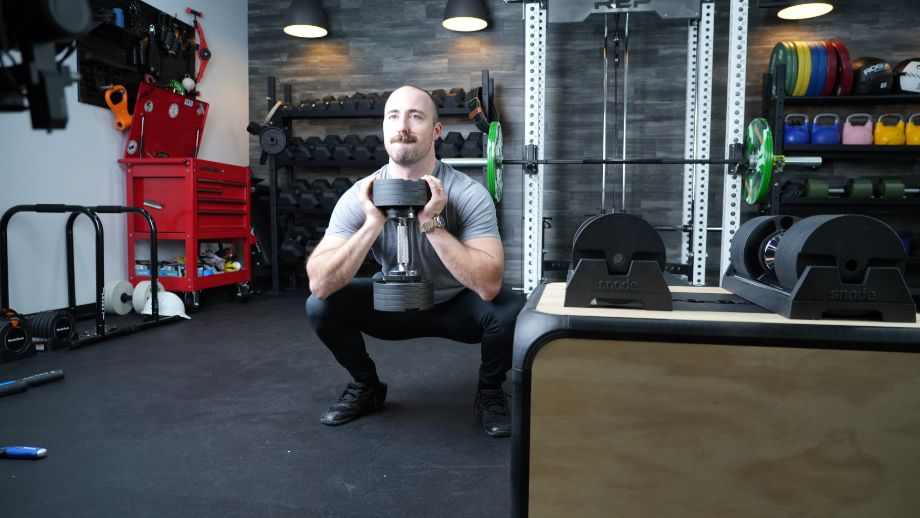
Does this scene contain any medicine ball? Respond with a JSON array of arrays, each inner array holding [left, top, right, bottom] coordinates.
[[852, 57, 893, 94], [893, 58, 920, 93]]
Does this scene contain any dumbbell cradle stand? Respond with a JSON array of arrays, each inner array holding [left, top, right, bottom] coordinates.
[[722, 265, 915, 322], [564, 259, 673, 311]]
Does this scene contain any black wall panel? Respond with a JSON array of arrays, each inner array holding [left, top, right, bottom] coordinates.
[[248, 0, 920, 288]]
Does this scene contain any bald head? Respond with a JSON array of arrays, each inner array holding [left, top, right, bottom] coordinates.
[[386, 86, 439, 126]]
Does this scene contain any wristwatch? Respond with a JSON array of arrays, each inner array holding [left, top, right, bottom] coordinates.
[[419, 214, 446, 234]]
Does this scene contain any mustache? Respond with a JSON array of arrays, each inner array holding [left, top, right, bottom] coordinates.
[[390, 134, 418, 143]]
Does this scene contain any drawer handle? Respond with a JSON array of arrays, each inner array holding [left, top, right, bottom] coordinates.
[[197, 187, 222, 194], [198, 179, 245, 187], [143, 200, 163, 210], [198, 197, 244, 204], [199, 166, 224, 173], [197, 210, 246, 215]]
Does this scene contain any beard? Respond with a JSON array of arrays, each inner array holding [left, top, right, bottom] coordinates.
[[386, 134, 430, 166]]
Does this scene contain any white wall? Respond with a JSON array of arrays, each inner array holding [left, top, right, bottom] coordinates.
[[0, 0, 249, 314]]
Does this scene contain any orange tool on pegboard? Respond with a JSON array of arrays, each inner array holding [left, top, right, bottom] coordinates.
[[104, 85, 133, 131]]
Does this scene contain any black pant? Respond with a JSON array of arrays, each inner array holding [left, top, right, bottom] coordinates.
[[306, 278, 525, 389]]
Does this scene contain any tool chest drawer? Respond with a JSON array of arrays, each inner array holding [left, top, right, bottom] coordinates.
[[121, 157, 250, 234]]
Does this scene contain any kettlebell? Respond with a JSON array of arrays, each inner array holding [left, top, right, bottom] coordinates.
[[810, 113, 841, 145], [905, 113, 920, 145], [783, 113, 810, 145], [842, 113, 874, 145], [874, 113, 906, 145]]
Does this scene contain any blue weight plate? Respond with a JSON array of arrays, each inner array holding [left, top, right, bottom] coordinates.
[[813, 41, 827, 97], [806, 41, 821, 96]]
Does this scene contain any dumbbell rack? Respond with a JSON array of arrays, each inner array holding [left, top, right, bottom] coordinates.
[[262, 71, 498, 293]]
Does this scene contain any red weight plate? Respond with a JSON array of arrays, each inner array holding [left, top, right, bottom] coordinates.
[[820, 40, 837, 96], [830, 40, 853, 95]]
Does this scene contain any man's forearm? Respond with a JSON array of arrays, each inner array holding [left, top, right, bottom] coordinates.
[[424, 230, 503, 300], [307, 220, 383, 298]]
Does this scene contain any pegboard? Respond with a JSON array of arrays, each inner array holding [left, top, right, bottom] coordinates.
[[77, 0, 196, 114]]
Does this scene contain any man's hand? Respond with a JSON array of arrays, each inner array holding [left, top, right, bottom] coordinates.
[[419, 174, 447, 221], [360, 176, 386, 226]]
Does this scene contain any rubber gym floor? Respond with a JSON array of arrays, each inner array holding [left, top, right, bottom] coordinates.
[[1, 290, 510, 517]]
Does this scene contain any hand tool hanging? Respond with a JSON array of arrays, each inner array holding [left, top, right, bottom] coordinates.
[[186, 7, 211, 90], [104, 85, 133, 131]]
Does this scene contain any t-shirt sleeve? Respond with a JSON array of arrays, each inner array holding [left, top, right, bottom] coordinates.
[[455, 181, 500, 242], [324, 181, 366, 239]]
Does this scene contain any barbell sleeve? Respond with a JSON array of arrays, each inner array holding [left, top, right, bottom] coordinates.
[[778, 156, 822, 168], [441, 158, 488, 168]]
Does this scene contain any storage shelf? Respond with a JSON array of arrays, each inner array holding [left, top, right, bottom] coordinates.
[[779, 94, 920, 106], [783, 144, 920, 158], [132, 230, 250, 240]]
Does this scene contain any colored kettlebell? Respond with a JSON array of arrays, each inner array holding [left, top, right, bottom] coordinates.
[[874, 113, 906, 145], [810, 113, 841, 145], [905, 113, 920, 145], [783, 113, 810, 145], [842, 113, 874, 145]]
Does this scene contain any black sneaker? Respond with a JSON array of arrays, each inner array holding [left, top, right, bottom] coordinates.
[[320, 381, 387, 426], [475, 388, 511, 438]]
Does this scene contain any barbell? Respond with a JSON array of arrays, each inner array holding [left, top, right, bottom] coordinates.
[[441, 118, 820, 204]]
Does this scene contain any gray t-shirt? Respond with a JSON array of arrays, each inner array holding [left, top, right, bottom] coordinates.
[[325, 161, 500, 304]]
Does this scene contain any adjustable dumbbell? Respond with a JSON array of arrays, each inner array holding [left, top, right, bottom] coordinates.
[[804, 178, 873, 198], [371, 179, 434, 312], [1, 308, 33, 363], [730, 214, 907, 294], [877, 179, 920, 198]]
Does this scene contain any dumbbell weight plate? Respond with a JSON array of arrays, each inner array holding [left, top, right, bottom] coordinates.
[[0, 320, 30, 354], [571, 212, 666, 275], [773, 214, 906, 291], [878, 179, 905, 198], [132, 280, 166, 314], [33, 310, 76, 344], [729, 215, 799, 280], [486, 121, 503, 203], [845, 179, 873, 199], [373, 280, 434, 312], [259, 126, 287, 156], [743, 118, 774, 204], [372, 179, 429, 208], [804, 179, 829, 198], [103, 280, 134, 316]]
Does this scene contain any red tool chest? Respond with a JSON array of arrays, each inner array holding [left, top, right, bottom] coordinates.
[[121, 157, 252, 295]]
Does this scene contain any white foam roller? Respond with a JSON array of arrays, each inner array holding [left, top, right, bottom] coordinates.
[[103, 280, 134, 316], [132, 280, 166, 314]]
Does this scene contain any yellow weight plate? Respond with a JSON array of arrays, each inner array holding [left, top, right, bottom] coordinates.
[[792, 41, 811, 97]]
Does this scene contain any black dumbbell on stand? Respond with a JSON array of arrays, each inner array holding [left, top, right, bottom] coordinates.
[[371, 179, 434, 312]]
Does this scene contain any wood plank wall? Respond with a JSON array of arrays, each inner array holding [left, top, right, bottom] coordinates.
[[248, 0, 920, 289]]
